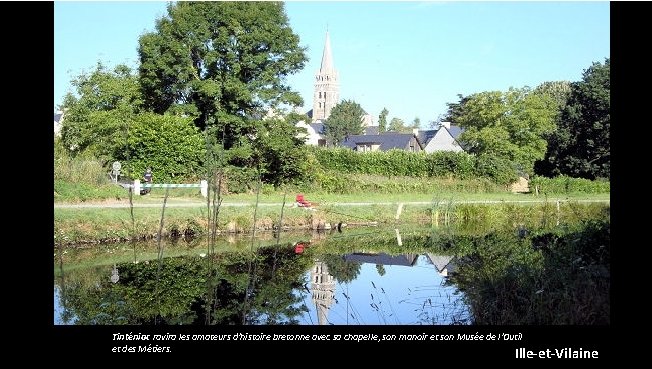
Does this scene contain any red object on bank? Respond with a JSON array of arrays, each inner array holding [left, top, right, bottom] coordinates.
[[296, 194, 312, 207], [294, 242, 306, 254]]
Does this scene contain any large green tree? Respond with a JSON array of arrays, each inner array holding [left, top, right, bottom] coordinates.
[[60, 62, 143, 163], [536, 59, 610, 179], [138, 1, 307, 152], [449, 87, 557, 174], [387, 117, 407, 132], [378, 107, 389, 133], [324, 99, 365, 146]]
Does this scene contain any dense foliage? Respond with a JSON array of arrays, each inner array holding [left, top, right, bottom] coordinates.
[[536, 59, 610, 179], [310, 147, 519, 186], [451, 219, 610, 324], [60, 63, 143, 164], [530, 175, 610, 194], [138, 1, 307, 144], [57, 245, 312, 325], [324, 99, 366, 145], [123, 113, 206, 182], [378, 107, 389, 133], [447, 87, 557, 175]]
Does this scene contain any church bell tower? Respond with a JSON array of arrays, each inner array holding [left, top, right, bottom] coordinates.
[[312, 30, 340, 122]]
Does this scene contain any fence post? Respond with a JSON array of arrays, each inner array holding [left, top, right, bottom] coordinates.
[[134, 179, 141, 196], [395, 203, 404, 220], [200, 180, 208, 198]]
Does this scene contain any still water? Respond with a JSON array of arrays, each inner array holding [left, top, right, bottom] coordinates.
[[54, 219, 610, 325]]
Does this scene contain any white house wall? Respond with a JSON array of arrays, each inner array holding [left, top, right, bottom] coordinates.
[[296, 121, 321, 146], [424, 129, 463, 153]]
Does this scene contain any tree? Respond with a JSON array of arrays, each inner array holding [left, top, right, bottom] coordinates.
[[324, 99, 365, 145], [253, 112, 313, 187], [138, 1, 307, 152], [449, 87, 557, 174], [533, 81, 572, 110], [442, 93, 471, 123], [536, 59, 610, 179], [531, 81, 571, 176], [322, 255, 361, 284], [59, 245, 312, 325], [378, 107, 389, 132], [387, 117, 407, 132], [60, 62, 143, 164], [411, 117, 421, 129]]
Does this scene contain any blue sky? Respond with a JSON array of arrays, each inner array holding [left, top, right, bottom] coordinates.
[[54, 1, 610, 127]]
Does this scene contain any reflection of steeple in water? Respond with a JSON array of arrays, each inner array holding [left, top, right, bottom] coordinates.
[[311, 260, 336, 325]]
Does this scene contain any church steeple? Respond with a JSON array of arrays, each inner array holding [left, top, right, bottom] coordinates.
[[320, 31, 334, 73], [311, 260, 336, 325], [312, 30, 339, 123]]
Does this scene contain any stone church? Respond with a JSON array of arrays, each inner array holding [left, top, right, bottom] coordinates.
[[310, 31, 340, 123], [297, 31, 463, 152], [297, 31, 375, 146]]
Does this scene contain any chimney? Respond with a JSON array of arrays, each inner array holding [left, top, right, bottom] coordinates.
[[441, 121, 451, 129], [412, 128, 419, 137]]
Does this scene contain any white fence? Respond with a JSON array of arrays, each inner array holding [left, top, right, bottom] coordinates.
[[133, 179, 208, 197]]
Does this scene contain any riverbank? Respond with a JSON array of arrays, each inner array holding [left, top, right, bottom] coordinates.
[[54, 193, 610, 246]]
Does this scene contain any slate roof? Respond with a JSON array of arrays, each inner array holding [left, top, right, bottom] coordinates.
[[417, 129, 437, 145], [341, 133, 417, 151], [54, 113, 63, 123], [310, 122, 325, 134], [343, 253, 418, 267], [447, 125, 463, 140]]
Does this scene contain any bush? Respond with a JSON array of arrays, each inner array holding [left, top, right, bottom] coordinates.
[[530, 175, 610, 194], [123, 113, 206, 183], [310, 171, 500, 194], [474, 154, 519, 187], [311, 147, 478, 179]]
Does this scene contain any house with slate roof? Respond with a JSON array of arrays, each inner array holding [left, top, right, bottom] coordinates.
[[418, 121, 464, 153], [295, 30, 464, 153], [341, 132, 423, 152], [343, 253, 419, 267]]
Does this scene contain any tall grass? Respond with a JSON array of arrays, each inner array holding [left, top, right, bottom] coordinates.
[[54, 138, 128, 201], [530, 175, 610, 194], [54, 139, 109, 185]]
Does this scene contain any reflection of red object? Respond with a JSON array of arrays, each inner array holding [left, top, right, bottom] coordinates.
[[296, 194, 312, 207], [294, 242, 306, 254]]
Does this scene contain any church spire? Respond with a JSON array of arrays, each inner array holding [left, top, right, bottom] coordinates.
[[312, 29, 339, 123], [320, 30, 334, 73]]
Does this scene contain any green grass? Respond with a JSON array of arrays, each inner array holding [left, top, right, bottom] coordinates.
[[54, 196, 610, 245], [53, 176, 609, 245], [68, 189, 608, 205], [54, 180, 128, 202]]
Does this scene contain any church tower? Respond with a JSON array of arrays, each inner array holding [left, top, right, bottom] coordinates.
[[311, 260, 336, 325], [312, 31, 339, 123]]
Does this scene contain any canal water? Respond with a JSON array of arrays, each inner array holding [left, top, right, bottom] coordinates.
[[54, 218, 610, 325]]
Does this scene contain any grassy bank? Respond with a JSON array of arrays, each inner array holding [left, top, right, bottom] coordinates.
[[53, 172, 610, 203], [54, 198, 609, 246]]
